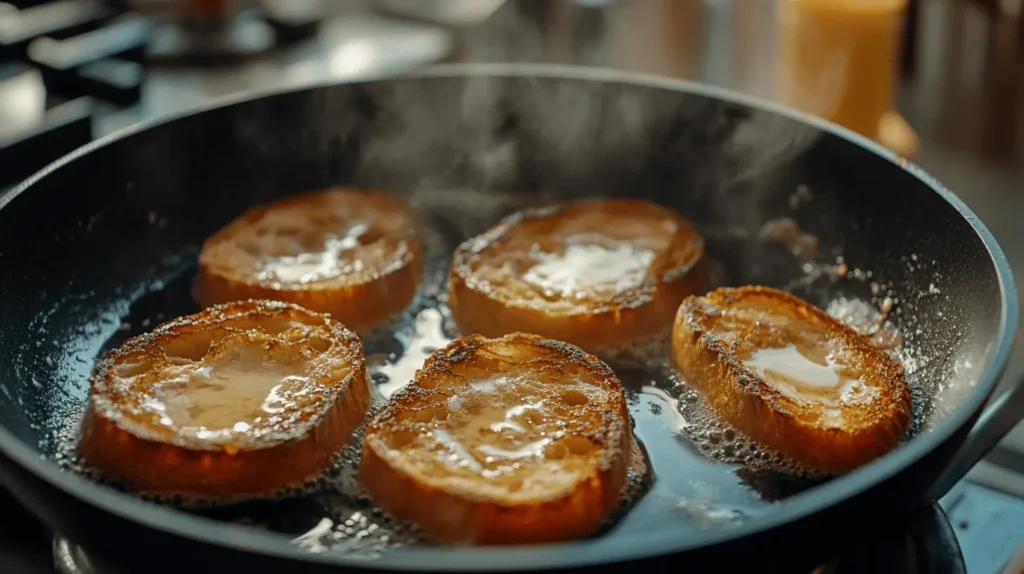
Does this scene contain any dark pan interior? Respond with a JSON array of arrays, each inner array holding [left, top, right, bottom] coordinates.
[[0, 67, 1007, 563]]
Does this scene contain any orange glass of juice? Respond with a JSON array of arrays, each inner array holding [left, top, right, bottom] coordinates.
[[775, 0, 908, 139]]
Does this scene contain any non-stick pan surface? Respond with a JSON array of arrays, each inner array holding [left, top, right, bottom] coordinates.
[[0, 64, 1017, 572]]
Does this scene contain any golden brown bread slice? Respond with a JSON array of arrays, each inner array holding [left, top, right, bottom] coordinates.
[[671, 286, 912, 474], [359, 332, 632, 545], [194, 188, 422, 332], [448, 198, 708, 348], [77, 300, 371, 502]]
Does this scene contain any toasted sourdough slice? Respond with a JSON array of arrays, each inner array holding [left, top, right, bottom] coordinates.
[[671, 286, 913, 474], [194, 188, 422, 332], [360, 332, 632, 545], [449, 198, 708, 348], [78, 300, 371, 501]]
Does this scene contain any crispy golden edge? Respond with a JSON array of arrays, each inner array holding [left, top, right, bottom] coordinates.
[[194, 189, 423, 331], [671, 286, 913, 474], [359, 332, 632, 545], [448, 199, 708, 347], [77, 299, 371, 500]]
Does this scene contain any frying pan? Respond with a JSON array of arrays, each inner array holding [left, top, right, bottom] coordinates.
[[0, 63, 1020, 573]]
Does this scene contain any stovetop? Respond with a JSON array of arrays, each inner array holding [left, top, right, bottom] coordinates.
[[0, 0, 456, 192], [0, 0, 1022, 572]]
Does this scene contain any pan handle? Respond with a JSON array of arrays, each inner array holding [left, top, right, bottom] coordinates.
[[927, 374, 1024, 500]]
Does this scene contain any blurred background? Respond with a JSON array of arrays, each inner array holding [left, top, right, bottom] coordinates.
[[1, 0, 1023, 571]]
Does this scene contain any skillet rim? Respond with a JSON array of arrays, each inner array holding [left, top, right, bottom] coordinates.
[[0, 62, 1017, 571]]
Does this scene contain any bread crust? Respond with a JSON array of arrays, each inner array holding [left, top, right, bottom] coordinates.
[[360, 332, 632, 545], [78, 300, 371, 501], [449, 199, 707, 347], [671, 286, 912, 474]]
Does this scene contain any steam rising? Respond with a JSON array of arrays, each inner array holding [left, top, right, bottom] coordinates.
[[227, 2, 830, 253], [322, 67, 823, 244]]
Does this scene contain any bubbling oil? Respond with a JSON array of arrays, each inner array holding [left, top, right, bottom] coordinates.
[[50, 202, 909, 558]]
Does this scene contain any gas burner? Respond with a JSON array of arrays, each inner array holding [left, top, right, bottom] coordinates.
[[0, 2, 452, 189], [0, 0, 332, 111], [143, 0, 326, 64], [51, 503, 965, 574], [145, 11, 277, 63]]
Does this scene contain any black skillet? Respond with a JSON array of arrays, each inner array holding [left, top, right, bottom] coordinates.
[[0, 64, 1020, 573]]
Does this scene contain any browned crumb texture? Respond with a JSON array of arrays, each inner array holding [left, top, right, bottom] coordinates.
[[449, 198, 708, 347], [360, 332, 632, 545], [194, 188, 422, 331], [78, 299, 371, 501], [671, 286, 912, 474]]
